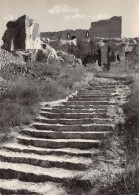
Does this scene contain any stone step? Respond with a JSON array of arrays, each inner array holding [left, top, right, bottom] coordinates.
[[86, 86, 116, 89], [33, 123, 114, 131], [0, 149, 92, 170], [3, 143, 99, 158], [87, 84, 116, 87], [17, 135, 101, 149], [62, 101, 113, 106], [21, 128, 109, 139], [77, 94, 112, 97], [81, 88, 114, 91], [78, 90, 113, 94], [51, 105, 108, 109], [0, 78, 120, 193], [36, 117, 113, 125], [68, 97, 110, 101], [80, 87, 114, 90], [0, 179, 65, 195], [41, 108, 107, 114], [40, 112, 108, 119], [0, 161, 90, 183], [73, 94, 111, 98], [88, 82, 117, 86]]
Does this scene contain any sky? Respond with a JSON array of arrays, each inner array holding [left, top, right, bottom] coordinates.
[[0, 0, 139, 46]]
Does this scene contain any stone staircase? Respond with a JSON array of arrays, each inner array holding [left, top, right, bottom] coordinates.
[[0, 79, 119, 194]]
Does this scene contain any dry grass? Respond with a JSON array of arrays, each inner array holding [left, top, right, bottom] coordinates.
[[0, 77, 41, 142], [97, 168, 138, 195], [63, 176, 92, 195], [96, 73, 139, 195], [0, 61, 93, 142]]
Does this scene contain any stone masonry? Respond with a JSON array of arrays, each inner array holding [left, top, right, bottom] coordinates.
[[41, 16, 122, 40], [2, 15, 41, 51]]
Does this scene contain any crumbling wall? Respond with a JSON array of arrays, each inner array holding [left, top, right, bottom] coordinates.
[[41, 16, 122, 40], [89, 16, 122, 38], [2, 15, 41, 51], [41, 29, 88, 41], [2, 17, 25, 51], [48, 37, 126, 66], [25, 22, 41, 49]]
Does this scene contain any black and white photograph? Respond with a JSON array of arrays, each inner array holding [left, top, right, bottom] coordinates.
[[0, 0, 139, 194]]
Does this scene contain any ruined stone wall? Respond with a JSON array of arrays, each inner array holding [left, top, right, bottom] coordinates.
[[2, 15, 41, 51], [89, 16, 122, 38], [41, 16, 122, 40], [2, 16, 26, 51], [25, 22, 41, 49], [41, 29, 88, 40]]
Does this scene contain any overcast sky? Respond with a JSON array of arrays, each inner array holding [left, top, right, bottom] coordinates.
[[0, 0, 139, 45]]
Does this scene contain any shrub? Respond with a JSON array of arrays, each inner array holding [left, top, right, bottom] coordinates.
[[63, 176, 92, 195], [98, 168, 138, 195]]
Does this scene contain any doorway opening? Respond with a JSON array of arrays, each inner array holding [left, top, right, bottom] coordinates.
[[71, 36, 77, 40]]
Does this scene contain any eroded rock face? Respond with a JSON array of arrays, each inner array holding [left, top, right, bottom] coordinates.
[[2, 15, 41, 51]]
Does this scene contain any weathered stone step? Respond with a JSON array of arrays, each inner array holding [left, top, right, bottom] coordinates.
[[0, 161, 89, 183], [88, 82, 117, 86], [3, 143, 99, 158], [62, 101, 114, 106], [0, 179, 65, 195], [87, 84, 116, 87], [79, 87, 114, 91], [78, 90, 113, 94], [42, 108, 107, 114], [17, 135, 101, 149], [83, 87, 115, 91], [86, 85, 116, 89], [21, 128, 109, 139], [0, 149, 92, 170], [77, 93, 112, 97], [40, 112, 108, 119], [33, 123, 114, 131], [36, 117, 113, 125], [51, 105, 108, 109], [73, 94, 111, 98], [68, 97, 110, 101]]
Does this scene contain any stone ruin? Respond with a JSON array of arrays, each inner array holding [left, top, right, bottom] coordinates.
[[1, 15, 60, 67], [1, 15, 139, 70], [2, 15, 41, 51], [41, 16, 122, 40]]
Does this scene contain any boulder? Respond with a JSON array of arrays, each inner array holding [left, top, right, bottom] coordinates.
[[36, 44, 58, 62], [76, 58, 82, 65]]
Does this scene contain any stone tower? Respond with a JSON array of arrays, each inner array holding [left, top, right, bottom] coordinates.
[[2, 15, 41, 51]]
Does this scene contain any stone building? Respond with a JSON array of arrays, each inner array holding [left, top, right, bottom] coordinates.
[[41, 16, 122, 40], [2, 15, 41, 51]]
